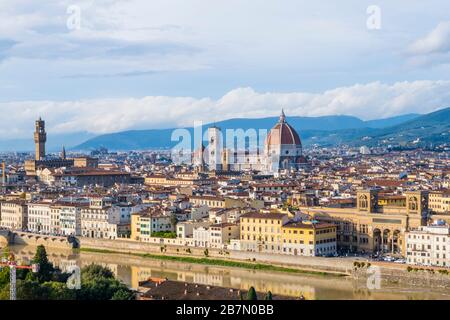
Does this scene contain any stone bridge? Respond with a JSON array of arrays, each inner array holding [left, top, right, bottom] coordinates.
[[0, 230, 77, 249], [0, 229, 11, 245]]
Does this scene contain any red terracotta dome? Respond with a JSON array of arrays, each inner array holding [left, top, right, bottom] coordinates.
[[266, 110, 302, 147]]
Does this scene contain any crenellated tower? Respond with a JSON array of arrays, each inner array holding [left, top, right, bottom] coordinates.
[[34, 117, 47, 161]]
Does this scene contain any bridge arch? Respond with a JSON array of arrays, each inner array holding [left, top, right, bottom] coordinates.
[[0, 230, 11, 246]]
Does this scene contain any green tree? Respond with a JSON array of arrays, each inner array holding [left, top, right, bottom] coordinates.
[[111, 288, 134, 300], [0, 267, 9, 288], [31, 245, 55, 283], [81, 264, 115, 282], [16, 280, 45, 300], [77, 264, 133, 300], [0, 284, 9, 300], [246, 287, 258, 300], [42, 282, 76, 300], [264, 291, 273, 300]]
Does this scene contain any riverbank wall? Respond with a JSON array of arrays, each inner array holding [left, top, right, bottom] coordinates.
[[78, 237, 354, 274], [7, 233, 450, 289], [78, 238, 450, 287], [352, 262, 450, 290]]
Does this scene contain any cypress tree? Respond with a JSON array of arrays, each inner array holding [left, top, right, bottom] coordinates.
[[246, 286, 258, 300]]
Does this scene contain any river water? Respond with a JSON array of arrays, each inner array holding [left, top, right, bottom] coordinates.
[[5, 244, 450, 300]]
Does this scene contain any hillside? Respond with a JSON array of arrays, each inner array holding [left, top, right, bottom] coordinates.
[[309, 107, 450, 147], [73, 113, 425, 151]]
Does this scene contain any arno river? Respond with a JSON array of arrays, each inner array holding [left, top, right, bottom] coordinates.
[[6, 244, 450, 300]]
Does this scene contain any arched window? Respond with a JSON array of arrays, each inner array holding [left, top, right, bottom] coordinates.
[[409, 197, 418, 211], [359, 195, 368, 209]]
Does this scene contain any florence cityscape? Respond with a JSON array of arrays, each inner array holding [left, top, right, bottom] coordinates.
[[0, 0, 449, 312]]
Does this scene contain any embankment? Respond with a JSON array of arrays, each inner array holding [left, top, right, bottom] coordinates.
[[78, 237, 353, 275]]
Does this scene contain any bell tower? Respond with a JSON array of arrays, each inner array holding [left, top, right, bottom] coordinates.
[[357, 189, 379, 213], [405, 191, 429, 217], [34, 117, 47, 161], [207, 126, 223, 171]]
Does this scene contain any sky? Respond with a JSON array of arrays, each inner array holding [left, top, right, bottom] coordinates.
[[1, 0, 450, 139]]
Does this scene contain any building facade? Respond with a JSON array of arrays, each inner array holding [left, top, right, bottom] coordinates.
[[282, 221, 337, 257], [239, 212, 288, 253], [301, 189, 429, 255], [405, 224, 450, 267], [27, 202, 53, 234], [0, 201, 28, 231], [201, 111, 306, 174]]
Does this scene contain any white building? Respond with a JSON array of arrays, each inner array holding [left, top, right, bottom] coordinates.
[[406, 223, 450, 267], [193, 224, 212, 248], [0, 201, 28, 231], [209, 223, 240, 249], [176, 221, 211, 239], [27, 202, 53, 234], [360, 146, 371, 155], [58, 204, 85, 236], [81, 197, 130, 239]]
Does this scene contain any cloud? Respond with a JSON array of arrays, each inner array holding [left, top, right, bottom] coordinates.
[[1, 80, 449, 140], [408, 21, 450, 55], [407, 21, 450, 66]]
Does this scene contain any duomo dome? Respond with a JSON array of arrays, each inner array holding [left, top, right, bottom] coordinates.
[[265, 110, 304, 172]]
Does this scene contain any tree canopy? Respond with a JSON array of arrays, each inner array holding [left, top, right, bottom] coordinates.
[[0, 246, 134, 301]]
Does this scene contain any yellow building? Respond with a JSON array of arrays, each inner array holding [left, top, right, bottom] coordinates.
[[281, 221, 337, 257], [429, 191, 450, 214], [239, 212, 289, 253], [130, 213, 141, 241]]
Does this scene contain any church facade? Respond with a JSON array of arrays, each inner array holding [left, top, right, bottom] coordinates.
[[198, 111, 307, 174]]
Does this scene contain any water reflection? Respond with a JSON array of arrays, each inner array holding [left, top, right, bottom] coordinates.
[[6, 245, 450, 300]]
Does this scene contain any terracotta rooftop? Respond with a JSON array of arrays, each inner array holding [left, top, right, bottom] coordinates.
[[139, 279, 292, 300], [240, 211, 287, 220]]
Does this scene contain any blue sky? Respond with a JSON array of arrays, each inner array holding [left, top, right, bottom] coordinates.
[[1, 0, 450, 139]]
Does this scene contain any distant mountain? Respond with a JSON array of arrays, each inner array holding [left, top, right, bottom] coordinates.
[[0, 132, 96, 153], [74, 112, 424, 151], [304, 107, 450, 147], [367, 107, 450, 146], [363, 114, 420, 128]]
